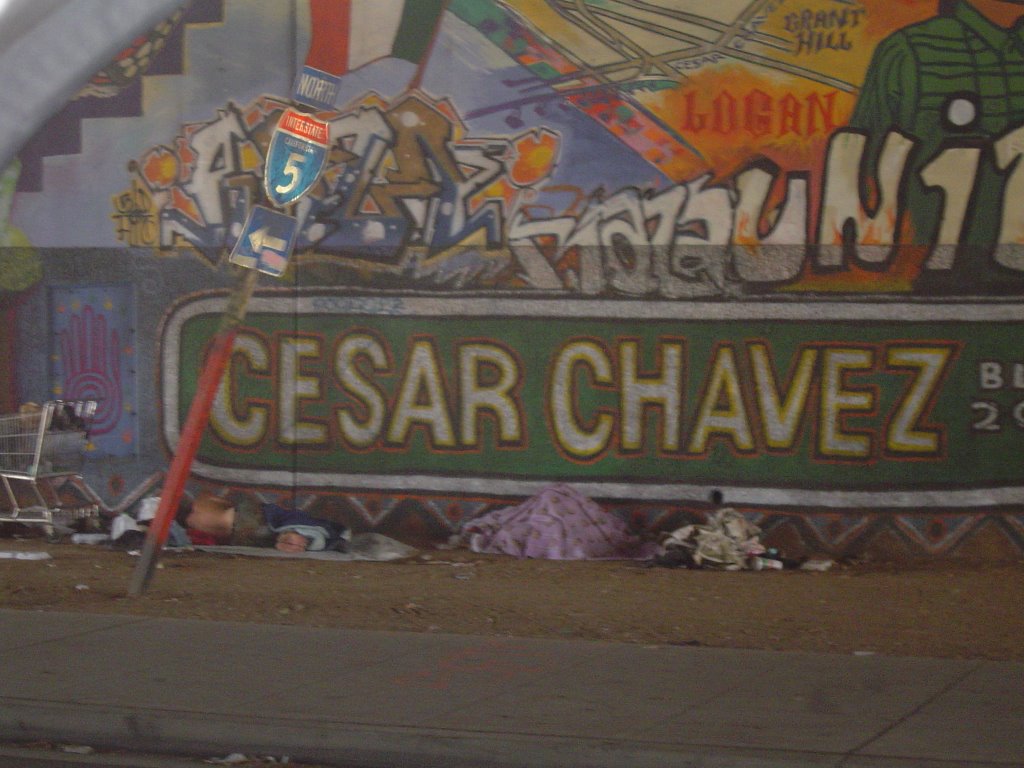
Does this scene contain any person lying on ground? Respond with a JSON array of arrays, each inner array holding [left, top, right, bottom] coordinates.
[[116, 492, 349, 553]]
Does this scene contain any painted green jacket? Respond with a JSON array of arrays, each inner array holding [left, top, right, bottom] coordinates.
[[848, 1, 1024, 290]]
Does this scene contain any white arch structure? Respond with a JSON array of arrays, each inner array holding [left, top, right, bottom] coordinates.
[[0, 0, 187, 172]]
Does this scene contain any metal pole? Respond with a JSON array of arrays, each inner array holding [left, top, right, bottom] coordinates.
[[128, 267, 258, 597]]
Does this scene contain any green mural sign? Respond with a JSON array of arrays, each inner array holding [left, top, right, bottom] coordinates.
[[163, 292, 1024, 506]]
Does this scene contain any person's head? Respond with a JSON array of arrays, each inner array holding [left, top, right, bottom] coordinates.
[[275, 530, 310, 553]]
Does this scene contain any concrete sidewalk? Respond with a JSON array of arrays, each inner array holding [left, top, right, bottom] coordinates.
[[0, 609, 1020, 768]]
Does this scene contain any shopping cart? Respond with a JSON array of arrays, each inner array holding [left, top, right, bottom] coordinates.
[[0, 400, 101, 537]]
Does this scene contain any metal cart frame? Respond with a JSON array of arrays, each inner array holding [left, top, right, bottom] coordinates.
[[0, 400, 100, 536]]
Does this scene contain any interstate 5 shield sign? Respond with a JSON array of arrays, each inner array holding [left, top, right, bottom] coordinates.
[[263, 108, 330, 207]]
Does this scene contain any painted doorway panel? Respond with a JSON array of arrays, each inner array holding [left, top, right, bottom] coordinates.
[[50, 284, 137, 458]]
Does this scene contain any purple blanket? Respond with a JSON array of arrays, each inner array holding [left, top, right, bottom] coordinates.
[[462, 484, 658, 560]]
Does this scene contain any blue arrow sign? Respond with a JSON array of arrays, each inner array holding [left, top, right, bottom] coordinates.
[[229, 205, 299, 277]]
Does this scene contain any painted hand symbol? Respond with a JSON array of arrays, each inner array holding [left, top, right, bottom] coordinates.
[[60, 305, 122, 436]]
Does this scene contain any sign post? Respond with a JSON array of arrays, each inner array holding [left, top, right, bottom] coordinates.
[[128, 266, 258, 597], [128, 107, 329, 597]]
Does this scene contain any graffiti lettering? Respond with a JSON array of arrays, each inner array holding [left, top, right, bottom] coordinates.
[[678, 52, 726, 71], [126, 94, 555, 273], [817, 126, 1024, 273], [184, 104, 256, 232], [303, 96, 513, 258], [793, 28, 853, 55], [127, 105, 1024, 296], [509, 168, 808, 297], [209, 329, 953, 464], [677, 88, 839, 137], [111, 177, 157, 246], [308, 295, 405, 314], [817, 129, 911, 266], [511, 122, 1024, 297], [210, 330, 526, 453], [547, 339, 954, 462], [784, 7, 866, 32], [784, 7, 865, 54]]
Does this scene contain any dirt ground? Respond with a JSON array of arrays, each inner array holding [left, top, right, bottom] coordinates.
[[1, 531, 1023, 662]]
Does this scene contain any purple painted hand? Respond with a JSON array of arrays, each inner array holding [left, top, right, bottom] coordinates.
[[60, 305, 122, 436]]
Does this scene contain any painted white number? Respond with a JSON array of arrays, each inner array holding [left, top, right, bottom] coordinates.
[[275, 152, 306, 195], [970, 400, 1024, 431], [970, 401, 1000, 432]]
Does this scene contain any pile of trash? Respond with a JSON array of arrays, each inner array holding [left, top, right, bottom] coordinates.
[[652, 507, 785, 570]]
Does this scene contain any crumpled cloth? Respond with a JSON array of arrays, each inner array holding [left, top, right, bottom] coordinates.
[[461, 483, 658, 560], [658, 507, 765, 569]]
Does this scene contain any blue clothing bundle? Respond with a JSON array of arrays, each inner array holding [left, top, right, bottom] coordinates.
[[261, 503, 349, 552]]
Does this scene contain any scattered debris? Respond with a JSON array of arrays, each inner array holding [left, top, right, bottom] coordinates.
[[0, 551, 51, 561], [655, 508, 772, 570], [110, 512, 146, 542], [70, 533, 109, 545], [800, 558, 836, 572], [205, 754, 249, 765], [435, 535, 461, 550]]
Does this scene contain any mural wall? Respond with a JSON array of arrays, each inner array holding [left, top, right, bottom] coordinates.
[[5, 0, 1024, 558]]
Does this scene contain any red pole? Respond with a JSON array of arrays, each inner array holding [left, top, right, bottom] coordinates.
[[128, 268, 258, 596]]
